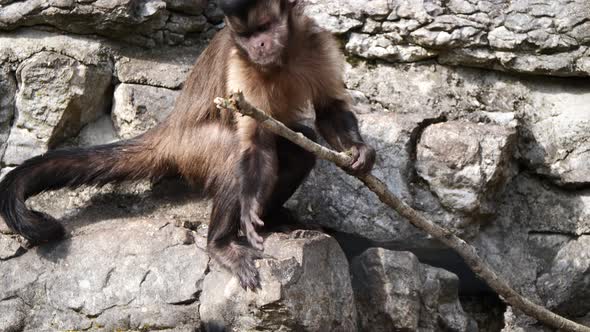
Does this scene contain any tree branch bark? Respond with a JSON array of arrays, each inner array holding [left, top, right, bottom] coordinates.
[[215, 92, 590, 332]]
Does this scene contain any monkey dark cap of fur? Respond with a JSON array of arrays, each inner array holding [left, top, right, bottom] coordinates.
[[218, 0, 254, 17], [0, 0, 376, 291]]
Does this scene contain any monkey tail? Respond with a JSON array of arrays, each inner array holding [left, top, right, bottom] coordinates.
[[0, 137, 165, 244]]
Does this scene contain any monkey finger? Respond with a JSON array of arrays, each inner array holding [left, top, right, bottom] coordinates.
[[251, 214, 265, 227], [245, 225, 265, 250], [348, 145, 360, 165]]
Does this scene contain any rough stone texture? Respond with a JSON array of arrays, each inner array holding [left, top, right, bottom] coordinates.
[[351, 248, 474, 332], [0, 66, 16, 165], [1, 0, 590, 331], [112, 83, 179, 139], [0, 217, 208, 331], [114, 45, 200, 89], [2, 51, 112, 166], [416, 121, 516, 215], [519, 86, 590, 187], [537, 236, 590, 317], [200, 231, 357, 332], [306, 0, 590, 77], [0, 0, 210, 47]]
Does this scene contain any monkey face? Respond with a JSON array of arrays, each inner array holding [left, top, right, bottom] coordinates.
[[222, 0, 295, 67]]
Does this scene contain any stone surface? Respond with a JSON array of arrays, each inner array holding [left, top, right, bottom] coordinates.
[[200, 230, 357, 332], [305, 0, 590, 77], [519, 86, 590, 187], [112, 83, 179, 139], [2, 51, 112, 166], [537, 236, 590, 317], [1, 0, 590, 330], [0, 0, 211, 47], [76, 115, 119, 147], [351, 248, 474, 332], [291, 110, 435, 246], [0, 66, 16, 166], [0, 217, 208, 331], [114, 46, 199, 89], [416, 121, 516, 215]]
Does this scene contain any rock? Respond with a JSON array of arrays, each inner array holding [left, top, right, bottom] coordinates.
[[351, 248, 474, 332], [0, 297, 27, 332], [303, 0, 364, 34], [0, 29, 112, 66], [416, 121, 516, 215], [0, 0, 210, 47], [200, 230, 357, 332], [2, 51, 112, 166], [537, 236, 590, 316], [519, 86, 590, 187], [0, 66, 16, 164], [165, 0, 208, 15], [511, 175, 590, 235], [111, 83, 180, 139], [77, 115, 119, 147], [0, 234, 23, 260], [346, 33, 437, 62], [0, 218, 208, 331], [114, 44, 200, 89], [306, 0, 590, 76], [291, 111, 428, 245]]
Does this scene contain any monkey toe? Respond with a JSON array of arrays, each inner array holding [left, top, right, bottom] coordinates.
[[237, 253, 262, 291], [247, 228, 265, 251], [242, 216, 265, 250]]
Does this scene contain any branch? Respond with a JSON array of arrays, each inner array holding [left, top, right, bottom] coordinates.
[[215, 92, 590, 332]]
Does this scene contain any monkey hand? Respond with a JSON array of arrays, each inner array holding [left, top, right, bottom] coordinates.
[[241, 208, 265, 251], [345, 143, 376, 175]]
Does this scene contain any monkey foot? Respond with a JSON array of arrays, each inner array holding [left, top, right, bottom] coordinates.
[[234, 244, 263, 290]]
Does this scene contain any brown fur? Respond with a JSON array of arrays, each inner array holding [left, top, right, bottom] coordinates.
[[0, 0, 375, 290]]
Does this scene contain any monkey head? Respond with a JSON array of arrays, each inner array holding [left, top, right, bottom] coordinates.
[[220, 0, 298, 67]]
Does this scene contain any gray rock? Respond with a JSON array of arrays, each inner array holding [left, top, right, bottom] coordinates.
[[537, 236, 590, 316], [77, 115, 119, 147], [0, 297, 27, 332], [519, 86, 590, 187], [0, 0, 209, 46], [416, 121, 516, 215], [111, 83, 179, 139], [351, 249, 421, 331], [114, 46, 199, 89], [0, 29, 112, 66], [2, 51, 112, 166], [165, 0, 208, 15], [0, 66, 16, 164], [291, 110, 429, 245], [346, 33, 437, 62], [306, 0, 590, 76], [511, 175, 590, 235], [351, 248, 474, 332], [0, 218, 208, 331], [200, 230, 357, 332], [0, 234, 23, 260]]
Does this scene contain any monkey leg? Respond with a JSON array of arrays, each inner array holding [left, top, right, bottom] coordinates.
[[207, 179, 264, 290], [263, 124, 317, 225]]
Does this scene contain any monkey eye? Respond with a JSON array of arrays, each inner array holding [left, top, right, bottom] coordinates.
[[236, 30, 253, 38], [258, 22, 272, 32]]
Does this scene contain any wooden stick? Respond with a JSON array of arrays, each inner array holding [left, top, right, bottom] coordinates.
[[214, 92, 590, 332]]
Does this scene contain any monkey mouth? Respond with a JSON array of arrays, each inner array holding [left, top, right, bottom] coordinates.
[[251, 52, 283, 67]]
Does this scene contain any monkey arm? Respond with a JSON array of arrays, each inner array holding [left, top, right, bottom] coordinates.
[[315, 98, 376, 174], [236, 116, 278, 250]]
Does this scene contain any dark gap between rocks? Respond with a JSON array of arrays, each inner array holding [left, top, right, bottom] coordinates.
[[330, 230, 507, 332]]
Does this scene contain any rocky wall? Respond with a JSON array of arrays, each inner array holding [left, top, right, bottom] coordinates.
[[0, 0, 589, 331]]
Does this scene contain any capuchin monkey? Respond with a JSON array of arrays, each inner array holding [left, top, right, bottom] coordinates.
[[0, 0, 376, 290]]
